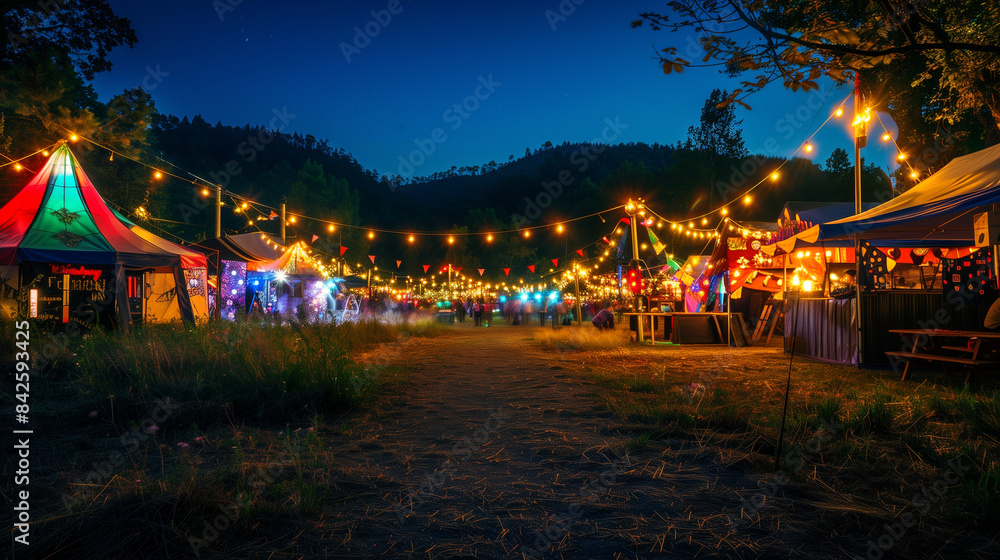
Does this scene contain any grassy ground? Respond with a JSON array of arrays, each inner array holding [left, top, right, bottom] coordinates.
[[7, 320, 999, 558], [4, 316, 446, 559], [532, 327, 1000, 532]]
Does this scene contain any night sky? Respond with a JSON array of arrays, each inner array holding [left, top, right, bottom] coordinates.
[[91, 0, 901, 181]]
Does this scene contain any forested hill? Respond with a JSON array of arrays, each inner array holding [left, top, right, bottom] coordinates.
[[146, 116, 890, 247]]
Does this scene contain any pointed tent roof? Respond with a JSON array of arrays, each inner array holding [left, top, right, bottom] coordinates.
[[0, 143, 206, 268], [256, 242, 326, 276]]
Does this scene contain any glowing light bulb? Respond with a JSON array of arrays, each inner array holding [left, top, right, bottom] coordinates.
[[744, 195, 752, 204], [328, 224, 335, 232], [368, 231, 375, 239], [804, 143, 813, 152], [289, 216, 296, 223], [154, 171, 162, 179], [701, 217, 708, 225], [910, 171, 918, 179], [201, 188, 210, 197], [69, 134, 79, 142], [556, 224, 564, 233], [524, 230, 531, 238], [486, 233, 493, 242], [897, 153, 907, 161], [13, 163, 22, 171], [882, 132, 891, 141], [448, 236, 454, 244], [721, 208, 728, 216], [771, 172, 779, 180], [834, 107, 843, 117]]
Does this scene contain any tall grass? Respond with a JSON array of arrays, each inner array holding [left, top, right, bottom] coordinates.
[[76, 319, 398, 423]]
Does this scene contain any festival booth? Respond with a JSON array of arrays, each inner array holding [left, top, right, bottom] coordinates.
[[194, 233, 284, 320], [247, 241, 334, 322], [761, 144, 1000, 365], [0, 144, 207, 327]]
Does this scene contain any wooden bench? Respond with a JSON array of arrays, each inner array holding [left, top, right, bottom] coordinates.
[[887, 329, 1000, 384]]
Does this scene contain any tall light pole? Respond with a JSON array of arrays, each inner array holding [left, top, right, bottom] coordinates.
[[853, 74, 867, 365], [625, 198, 644, 342]]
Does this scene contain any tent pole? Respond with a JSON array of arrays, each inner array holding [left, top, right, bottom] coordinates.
[[281, 201, 286, 245], [214, 185, 222, 238]]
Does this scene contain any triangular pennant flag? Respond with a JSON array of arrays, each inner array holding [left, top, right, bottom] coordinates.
[[423, 264, 431, 274], [478, 269, 485, 276], [269, 210, 279, 219], [528, 265, 535, 273], [621, 218, 630, 225], [503, 268, 511, 276], [368, 255, 376, 264], [396, 260, 402, 268], [454, 267, 463, 271], [340, 246, 348, 256], [602, 236, 610, 244], [646, 226, 666, 255], [311, 234, 318, 243], [551, 258, 558, 267], [576, 249, 585, 257]]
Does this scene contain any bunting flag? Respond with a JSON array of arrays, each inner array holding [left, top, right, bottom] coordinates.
[[269, 210, 279, 219], [576, 249, 585, 257], [454, 266, 463, 271], [646, 226, 666, 255], [503, 268, 511, 276], [339, 246, 348, 256], [368, 255, 376, 264], [423, 264, 431, 273], [478, 268, 485, 276], [527, 265, 535, 273], [602, 236, 610, 244], [621, 218, 630, 225], [311, 234, 318, 243], [551, 258, 558, 267], [396, 260, 402, 268]]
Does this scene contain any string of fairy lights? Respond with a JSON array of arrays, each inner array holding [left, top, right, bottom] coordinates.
[[0, 87, 921, 297]]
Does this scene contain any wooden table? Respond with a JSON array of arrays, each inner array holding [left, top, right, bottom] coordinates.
[[622, 312, 749, 345], [886, 329, 1000, 383]]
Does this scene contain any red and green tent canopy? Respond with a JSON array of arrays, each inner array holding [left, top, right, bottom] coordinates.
[[0, 143, 206, 269]]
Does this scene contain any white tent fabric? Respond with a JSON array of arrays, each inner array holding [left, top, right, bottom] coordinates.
[[762, 143, 1000, 254]]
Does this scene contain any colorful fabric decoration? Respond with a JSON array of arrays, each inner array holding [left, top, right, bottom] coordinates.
[[576, 249, 585, 257], [551, 258, 558, 267], [503, 268, 510, 276], [942, 248, 996, 305], [368, 255, 376, 264], [422, 264, 430, 273], [858, 241, 888, 291], [527, 265, 535, 273], [339, 246, 348, 256]]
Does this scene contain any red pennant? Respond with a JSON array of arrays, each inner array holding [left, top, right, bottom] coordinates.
[[621, 218, 630, 225], [423, 265, 431, 273], [368, 255, 376, 264], [528, 265, 535, 273], [311, 234, 318, 243], [503, 268, 511, 276], [576, 249, 585, 257], [269, 211, 279, 219], [396, 260, 402, 268], [454, 266, 463, 272], [340, 246, 348, 256], [551, 258, 559, 267], [478, 268, 485, 276], [602, 236, 610, 244]]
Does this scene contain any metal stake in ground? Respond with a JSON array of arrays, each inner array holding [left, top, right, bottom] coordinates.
[[774, 292, 798, 470]]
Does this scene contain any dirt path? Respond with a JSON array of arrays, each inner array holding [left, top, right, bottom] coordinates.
[[311, 326, 849, 559]]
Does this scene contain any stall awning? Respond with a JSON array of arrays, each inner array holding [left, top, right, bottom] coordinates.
[[762, 143, 1000, 254]]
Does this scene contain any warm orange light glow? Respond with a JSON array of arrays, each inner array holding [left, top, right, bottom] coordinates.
[[721, 208, 728, 215], [201, 188, 210, 196], [448, 236, 454, 244], [486, 233, 493, 242], [834, 107, 843, 117], [408, 234, 414, 243], [154, 171, 162, 179], [368, 231, 375, 239], [328, 224, 335, 232], [523, 230, 531, 238], [556, 224, 564, 233], [804, 143, 813, 152], [897, 153, 906, 161], [882, 132, 891, 141], [13, 163, 22, 171], [289, 216, 296, 223], [69, 134, 79, 142], [771, 172, 779, 180], [910, 171, 918, 179], [42, 150, 49, 157], [744, 195, 752, 204]]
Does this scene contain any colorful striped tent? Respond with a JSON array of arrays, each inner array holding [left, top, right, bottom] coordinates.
[[0, 143, 206, 326]]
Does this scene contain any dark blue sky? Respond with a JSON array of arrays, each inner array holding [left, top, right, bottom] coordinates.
[[92, 0, 901, 181]]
